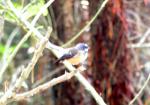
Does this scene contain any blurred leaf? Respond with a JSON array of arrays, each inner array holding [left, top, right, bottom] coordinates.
[[0, 1, 18, 23], [0, 0, 47, 22], [0, 44, 16, 58], [0, 3, 4, 14], [4, 11, 18, 23], [0, 44, 5, 57], [12, 0, 23, 10], [0, 43, 29, 58], [23, 0, 48, 20]]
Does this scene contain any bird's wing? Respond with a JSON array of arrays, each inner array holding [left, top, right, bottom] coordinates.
[[56, 48, 78, 63]]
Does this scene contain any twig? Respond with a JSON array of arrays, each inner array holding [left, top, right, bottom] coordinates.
[[14, 28, 52, 89], [0, 0, 55, 81], [0, 27, 52, 105], [31, 0, 55, 25], [0, 31, 31, 81], [13, 71, 75, 101], [127, 43, 150, 48], [0, 27, 19, 82], [21, 0, 36, 13], [129, 74, 150, 105], [32, 65, 65, 88], [137, 29, 150, 45], [7, 0, 60, 51], [62, 0, 109, 47], [62, 61, 107, 105], [2, 27, 19, 63], [10, 65, 25, 87], [6, 1, 107, 105]]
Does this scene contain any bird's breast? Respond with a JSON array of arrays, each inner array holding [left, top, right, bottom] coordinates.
[[66, 52, 87, 65]]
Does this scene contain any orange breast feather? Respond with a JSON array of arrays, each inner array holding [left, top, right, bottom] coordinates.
[[66, 55, 82, 65]]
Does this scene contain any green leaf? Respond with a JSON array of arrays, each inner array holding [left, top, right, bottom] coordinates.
[[23, 0, 48, 20], [0, 44, 5, 58]]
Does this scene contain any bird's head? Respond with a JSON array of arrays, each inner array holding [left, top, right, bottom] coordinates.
[[75, 43, 89, 52]]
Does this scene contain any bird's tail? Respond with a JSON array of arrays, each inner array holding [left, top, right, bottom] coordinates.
[[54, 59, 61, 64]]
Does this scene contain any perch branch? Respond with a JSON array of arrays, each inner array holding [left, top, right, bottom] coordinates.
[[13, 71, 75, 101], [32, 65, 65, 87]]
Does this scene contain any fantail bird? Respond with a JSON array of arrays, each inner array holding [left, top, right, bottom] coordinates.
[[56, 43, 89, 66]]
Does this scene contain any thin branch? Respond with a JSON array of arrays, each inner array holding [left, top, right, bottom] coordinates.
[[137, 28, 150, 45], [13, 71, 75, 101], [14, 28, 52, 89], [63, 61, 107, 105], [7, 0, 60, 51], [0, 31, 31, 81], [0, 27, 52, 105], [2, 27, 19, 63], [32, 65, 65, 88], [0, 0, 55, 81], [21, 0, 36, 13], [31, 0, 55, 25], [127, 43, 150, 48], [129, 74, 150, 105], [62, 0, 109, 47]]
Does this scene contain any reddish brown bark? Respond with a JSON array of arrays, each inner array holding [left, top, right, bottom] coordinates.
[[90, 0, 133, 105]]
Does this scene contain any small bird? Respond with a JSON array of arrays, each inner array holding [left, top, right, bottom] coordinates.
[[56, 43, 89, 66]]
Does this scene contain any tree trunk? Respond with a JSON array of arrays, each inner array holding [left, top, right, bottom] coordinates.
[[90, 0, 133, 105]]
